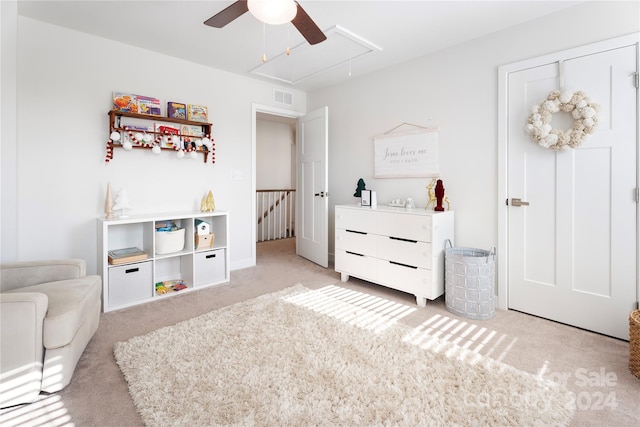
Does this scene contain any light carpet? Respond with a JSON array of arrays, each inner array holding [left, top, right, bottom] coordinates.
[[114, 284, 575, 426]]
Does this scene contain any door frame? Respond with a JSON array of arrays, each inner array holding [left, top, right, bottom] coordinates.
[[252, 103, 304, 266], [497, 33, 640, 311]]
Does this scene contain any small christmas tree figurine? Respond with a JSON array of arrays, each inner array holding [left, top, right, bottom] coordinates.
[[105, 182, 114, 220], [353, 178, 367, 197], [201, 190, 215, 212]]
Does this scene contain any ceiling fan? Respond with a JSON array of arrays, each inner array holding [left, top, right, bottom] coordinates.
[[204, 0, 327, 45]]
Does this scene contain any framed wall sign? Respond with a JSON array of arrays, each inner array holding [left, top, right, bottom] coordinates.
[[374, 125, 439, 178]]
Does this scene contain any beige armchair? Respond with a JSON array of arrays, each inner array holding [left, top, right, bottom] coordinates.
[[0, 259, 101, 408]]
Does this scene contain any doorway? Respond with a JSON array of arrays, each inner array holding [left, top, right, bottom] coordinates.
[[256, 112, 297, 243], [252, 105, 302, 263]]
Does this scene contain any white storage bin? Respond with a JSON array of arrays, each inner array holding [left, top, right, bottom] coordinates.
[[156, 228, 185, 255], [108, 261, 152, 307], [195, 249, 226, 286]]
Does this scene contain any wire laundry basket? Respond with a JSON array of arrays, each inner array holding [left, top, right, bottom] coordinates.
[[444, 239, 496, 320]]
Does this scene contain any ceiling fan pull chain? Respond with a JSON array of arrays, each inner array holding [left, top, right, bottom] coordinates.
[[262, 23, 267, 63], [286, 24, 291, 56], [348, 42, 352, 77]]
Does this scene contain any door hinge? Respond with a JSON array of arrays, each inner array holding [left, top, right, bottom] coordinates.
[[635, 72, 639, 89], [636, 187, 640, 203]]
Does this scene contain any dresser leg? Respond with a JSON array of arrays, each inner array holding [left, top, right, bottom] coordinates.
[[340, 272, 349, 282], [416, 296, 427, 307]]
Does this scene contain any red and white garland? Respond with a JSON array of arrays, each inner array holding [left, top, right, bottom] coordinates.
[[525, 90, 600, 151], [105, 128, 215, 163]]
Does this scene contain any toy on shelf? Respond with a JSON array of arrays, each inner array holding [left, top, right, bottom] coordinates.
[[155, 280, 188, 295]]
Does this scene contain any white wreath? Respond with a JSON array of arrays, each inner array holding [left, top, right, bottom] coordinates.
[[525, 90, 600, 151]]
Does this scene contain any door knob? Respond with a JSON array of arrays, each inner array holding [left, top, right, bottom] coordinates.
[[509, 198, 530, 207]]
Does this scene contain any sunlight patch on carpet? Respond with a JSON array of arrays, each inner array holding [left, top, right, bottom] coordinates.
[[404, 313, 520, 363], [283, 284, 417, 333]]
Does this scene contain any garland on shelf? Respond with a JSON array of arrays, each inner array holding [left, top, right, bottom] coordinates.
[[525, 90, 600, 151], [104, 127, 215, 163]]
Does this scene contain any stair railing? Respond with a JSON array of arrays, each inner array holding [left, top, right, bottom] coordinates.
[[256, 189, 296, 242]]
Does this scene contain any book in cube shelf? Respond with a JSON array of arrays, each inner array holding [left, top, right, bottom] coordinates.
[[108, 247, 148, 265]]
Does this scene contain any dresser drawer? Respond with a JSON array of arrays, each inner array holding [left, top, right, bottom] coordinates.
[[335, 249, 378, 282], [335, 207, 377, 233], [378, 212, 431, 242], [336, 229, 377, 257], [377, 235, 431, 269], [108, 261, 153, 307], [378, 259, 431, 296]]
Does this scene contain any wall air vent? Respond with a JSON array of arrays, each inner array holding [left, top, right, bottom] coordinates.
[[274, 89, 294, 106]]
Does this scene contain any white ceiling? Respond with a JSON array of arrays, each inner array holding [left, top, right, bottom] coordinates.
[[17, 1, 582, 92]]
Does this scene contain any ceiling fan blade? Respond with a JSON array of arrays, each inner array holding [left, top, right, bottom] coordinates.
[[204, 0, 249, 28], [291, 2, 327, 45]]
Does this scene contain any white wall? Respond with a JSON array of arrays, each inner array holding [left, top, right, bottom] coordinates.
[[308, 1, 639, 255], [1, 15, 306, 273], [256, 119, 294, 189]]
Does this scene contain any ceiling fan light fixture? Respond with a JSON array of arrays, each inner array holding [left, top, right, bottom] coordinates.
[[248, 0, 297, 25]]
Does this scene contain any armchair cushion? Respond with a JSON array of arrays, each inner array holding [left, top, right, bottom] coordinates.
[[5, 276, 101, 349]]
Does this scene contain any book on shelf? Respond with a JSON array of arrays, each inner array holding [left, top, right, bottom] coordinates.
[[108, 247, 148, 265], [167, 101, 187, 120], [187, 104, 208, 123], [180, 124, 204, 142], [137, 95, 162, 116]]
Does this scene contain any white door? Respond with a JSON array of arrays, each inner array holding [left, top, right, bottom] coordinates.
[[507, 46, 638, 340], [296, 107, 329, 268]]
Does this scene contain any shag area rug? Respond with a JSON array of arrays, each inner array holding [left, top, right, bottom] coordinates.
[[114, 284, 574, 426]]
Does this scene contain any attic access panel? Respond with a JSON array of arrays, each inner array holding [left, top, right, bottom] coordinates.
[[249, 25, 382, 85]]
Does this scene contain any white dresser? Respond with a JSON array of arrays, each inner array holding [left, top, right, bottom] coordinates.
[[335, 204, 454, 307]]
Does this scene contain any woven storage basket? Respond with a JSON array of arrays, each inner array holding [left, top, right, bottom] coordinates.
[[630, 310, 640, 378], [444, 240, 496, 320]]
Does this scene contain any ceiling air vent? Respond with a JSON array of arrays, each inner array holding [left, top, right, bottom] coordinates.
[[273, 89, 293, 106]]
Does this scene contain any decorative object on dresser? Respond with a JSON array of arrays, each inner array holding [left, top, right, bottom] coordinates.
[[360, 189, 373, 207], [335, 204, 454, 306], [353, 178, 367, 197], [98, 211, 229, 312], [426, 178, 451, 211]]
